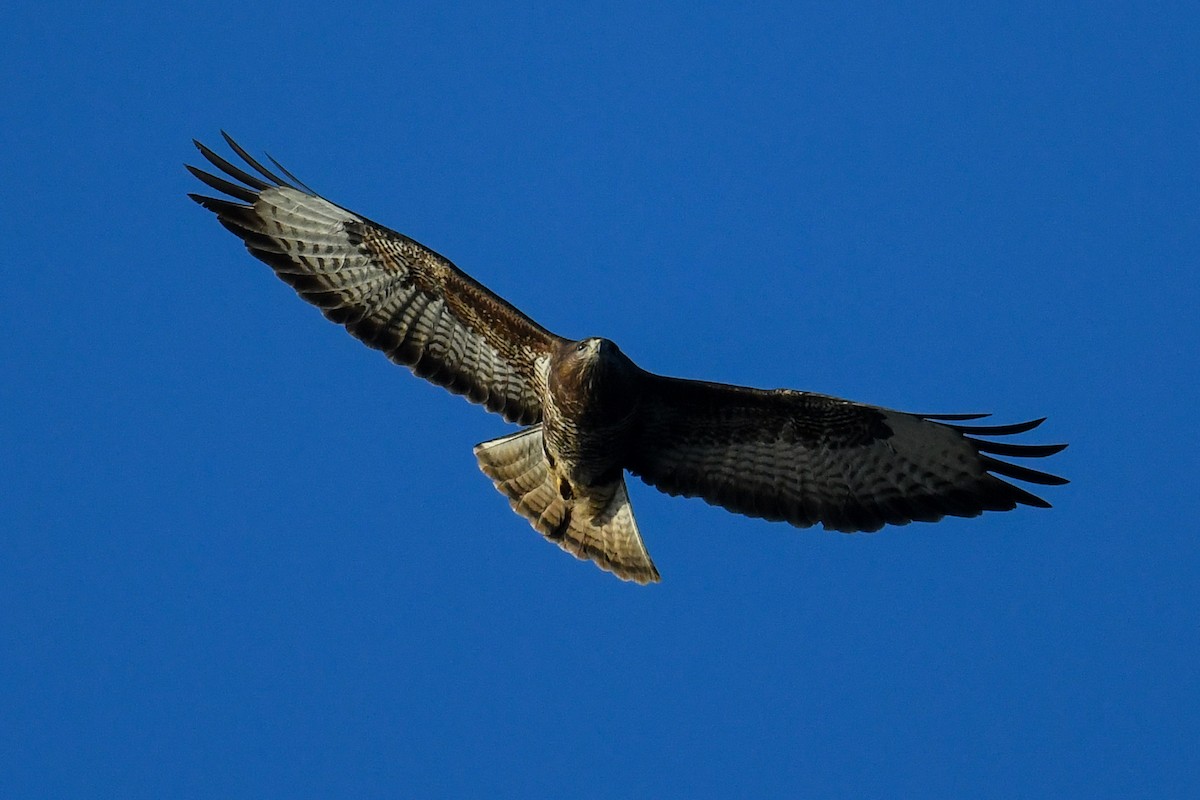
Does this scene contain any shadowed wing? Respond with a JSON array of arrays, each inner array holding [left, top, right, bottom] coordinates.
[[187, 134, 564, 425], [628, 375, 1067, 532]]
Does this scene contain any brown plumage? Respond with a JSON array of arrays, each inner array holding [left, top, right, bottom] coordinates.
[[188, 134, 1068, 584]]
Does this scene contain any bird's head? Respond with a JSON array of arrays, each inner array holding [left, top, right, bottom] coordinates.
[[567, 337, 627, 375], [551, 337, 639, 411]]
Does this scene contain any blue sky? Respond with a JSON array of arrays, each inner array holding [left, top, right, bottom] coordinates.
[[2, 1, 1197, 797]]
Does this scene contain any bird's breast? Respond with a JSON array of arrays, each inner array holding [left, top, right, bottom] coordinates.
[[541, 343, 643, 486], [541, 392, 633, 487]]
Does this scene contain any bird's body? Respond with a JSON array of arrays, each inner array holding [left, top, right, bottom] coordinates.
[[188, 135, 1067, 584], [544, 338, 640, 486]]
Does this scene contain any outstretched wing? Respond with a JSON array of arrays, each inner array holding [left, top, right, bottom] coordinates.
[[187, 134, 564, 425], [627, 375, 1067, 532]]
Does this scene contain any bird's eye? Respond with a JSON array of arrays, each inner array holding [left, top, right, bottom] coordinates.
[[577, 341, 588, 352]]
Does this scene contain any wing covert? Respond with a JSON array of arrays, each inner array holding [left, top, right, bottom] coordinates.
[[187, 134, 563, 424]]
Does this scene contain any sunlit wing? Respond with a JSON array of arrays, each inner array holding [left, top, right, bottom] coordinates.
[[188, 134, 565, 425]]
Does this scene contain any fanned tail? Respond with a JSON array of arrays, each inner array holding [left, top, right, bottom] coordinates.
[[473, 426, 660, 584]]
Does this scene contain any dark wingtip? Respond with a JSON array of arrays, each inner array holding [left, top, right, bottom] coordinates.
[[949, 416, 1047, 436], [967, 438, 1069, 458], [186, 164, 259, 203], [188, 193, 251, 217], [221, 132, 292, 187], [1007, 483, 1053, 508], [190, 137, 273, 192], [920, 412, 992, 421], [266, 151, 317, 194], [981, 455, 1069, 486], [933, 412, 1068, 499]]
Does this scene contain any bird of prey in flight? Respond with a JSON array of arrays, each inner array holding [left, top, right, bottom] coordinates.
[[188, 134, 1067, 584]]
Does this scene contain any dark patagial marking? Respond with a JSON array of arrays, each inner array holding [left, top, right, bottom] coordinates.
[[777, 401, 892, 449]]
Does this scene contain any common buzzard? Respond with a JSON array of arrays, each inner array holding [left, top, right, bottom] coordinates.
[[188, 134, 1067, 584]]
